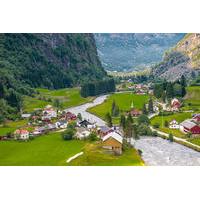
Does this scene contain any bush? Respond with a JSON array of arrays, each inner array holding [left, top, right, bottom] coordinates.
[[153, 123, 160, 128], [62, 128, 75, 141], [88, 132, 98, 141], [152, 131, 158, 137], [137, 114, 150, 125], [164, 120, 169, 127], [168, 133, 173, 142]]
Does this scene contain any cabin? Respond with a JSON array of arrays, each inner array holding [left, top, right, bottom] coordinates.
[[169, 119, 179, 129], [78, 120, 96, 129], [55, 120, 68, 129], [102, 132, 123, 155], [171, 98, 181, 111], [180, 119, 200, 134], [129, 108, 142, 117], [14, 129, 29, 140]]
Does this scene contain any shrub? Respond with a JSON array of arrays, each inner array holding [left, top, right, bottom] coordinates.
[[153, 123, 160, 128], [62, 128, 75, 140], [164, 120, 169, 127], [168, 133, 174, 142], [88, 132, 98, 141]]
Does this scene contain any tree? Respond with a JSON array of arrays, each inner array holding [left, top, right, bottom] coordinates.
[[168, 133, 173, 142], [166, 82, 174, 99], [53, 99, 62, 111], [173, 83, 182, 96], [111, 100, 119, 117], [161, 91, 166, 103], [138, 114, 150, 125], [62, 128, 75, 140], [77, 113, 82, 121], [88, 132, 98, 141], [180, 75, 187, 87], [148, 98, 154, 113], [120, 114, 126, 130], [126, 113, 133, 124], [142, 104, 148, 115], [164, 120, 169, 127], [153, 84, 164, 98], [105, 112, 112, 127], [181, 85, 186, 97]]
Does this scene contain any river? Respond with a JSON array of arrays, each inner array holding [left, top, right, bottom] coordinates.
[[65, 95, 200, 166]]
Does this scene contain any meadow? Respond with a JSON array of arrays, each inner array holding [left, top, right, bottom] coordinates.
[[88, 92, 149, 124], [150, 112, 192, 138], [68, 143, 144, 166], [23, 87, 93, 113], [0, 133, 143, 166]]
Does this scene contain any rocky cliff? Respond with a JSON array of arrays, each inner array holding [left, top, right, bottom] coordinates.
[[152, 33, 200, 81]]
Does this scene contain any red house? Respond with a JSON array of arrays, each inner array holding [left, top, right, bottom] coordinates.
[[63, 112, 77, 121], [180, 119, 200, 134]]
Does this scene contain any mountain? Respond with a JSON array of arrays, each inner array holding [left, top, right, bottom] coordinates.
[[0, 33, 106, 120], [151, 33, 200, 81], [94, 33, 185, 72], [0, 33, 106, 89]]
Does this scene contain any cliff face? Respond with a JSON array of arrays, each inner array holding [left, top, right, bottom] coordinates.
[[0, 33, 106, 89], [152, 33, 200, 81]]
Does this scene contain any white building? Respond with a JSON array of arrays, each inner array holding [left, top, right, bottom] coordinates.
[[14, 129, 29, 140], [169, 120, 179, 129]]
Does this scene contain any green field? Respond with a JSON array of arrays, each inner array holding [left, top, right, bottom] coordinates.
[[0, 120, 28, 136], [88, 92, 149, 124], [0, 133, 143, 166], [183, 86, 200, 111], [187, 138, 200, 146], [150, 112, 193, 138], [0, 133, 87, 166], [68, 143, 144, 166], [23, 87, 93, 112]]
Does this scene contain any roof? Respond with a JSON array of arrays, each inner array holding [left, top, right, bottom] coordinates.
[[14, 129, 29, 134], [98, 126, 111, 133], [102, 132, 123, 144], [180, 119, 197, 129]]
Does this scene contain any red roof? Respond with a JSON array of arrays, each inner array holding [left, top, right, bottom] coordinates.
[[14, 129, 29, 134], [130, 109, 142, 116]]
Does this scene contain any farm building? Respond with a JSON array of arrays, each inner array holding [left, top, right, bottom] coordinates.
[[62, 111, 77, 121], [129, 108, 142, 117], [102, 132, 123, 155], [171, 98, 181, 111], [180, 119, 200, 134], [192, 114, 200, 123], [97, 126, 113, 138]]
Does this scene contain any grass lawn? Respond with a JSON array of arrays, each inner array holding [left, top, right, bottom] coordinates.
[[187, 138, 200, 146], [183, 86, 200, 111], [150, 112, 193, 138], [88, 92, 149, 125], [0, 133, 87, 166], [23, 87, 93, 113], [0, 120, 28, 136], [68, 143, 144, 166]]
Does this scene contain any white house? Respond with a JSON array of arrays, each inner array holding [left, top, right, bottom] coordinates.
[[169, 120, 179, 129], [76, 130, 91, 140], [55, 121, 68, 129], [14, 129, 29, 140]]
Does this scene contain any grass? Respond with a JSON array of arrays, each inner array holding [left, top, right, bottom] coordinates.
[[23, 87, 93, 113], [183, 86, 200, 111], [68, 143, 144, 166], [150, 112, 193, 138], [0, 120, 28, 136], [88, 92, 149, 124], [187, 138, 200, 146], [0, 133, 87, 166]]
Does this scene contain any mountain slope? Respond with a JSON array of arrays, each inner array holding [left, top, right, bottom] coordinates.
[[152, 33, 200, 81], [95, 33, 185, 72], [0, 33, 106, 89]]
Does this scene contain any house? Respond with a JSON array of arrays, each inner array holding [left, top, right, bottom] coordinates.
[[153, 105, 159, 112], [192, 114, 200, 123], [55, 120, 68, 129], [62, 111, 77, 121], [46, 124, 57, 131], [33, 126, 47, 135], [169, 120, 179, 129], [78, 120, 96, 129], [102, 132, 123, 155], [76, 128, 91, 140], [171, 98, 181, 111], [43, 105, 57, 118], [180, 119, 200, 134], [129, 108, 142, 117], [97, 126, 113, 138], [21, 113, 31, 118], [14, 129, 29, 140]]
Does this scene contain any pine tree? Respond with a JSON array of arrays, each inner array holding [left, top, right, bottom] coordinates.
[[142, 103, 148, 115], [181, 85, 186, 97], [120, 114, 126, 130], [180, 75, 186, 87], [105, 112, 112, 127], [148, 98, 154, 113], [161, 91, 166, 103], [166, 82, 174, 99]]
